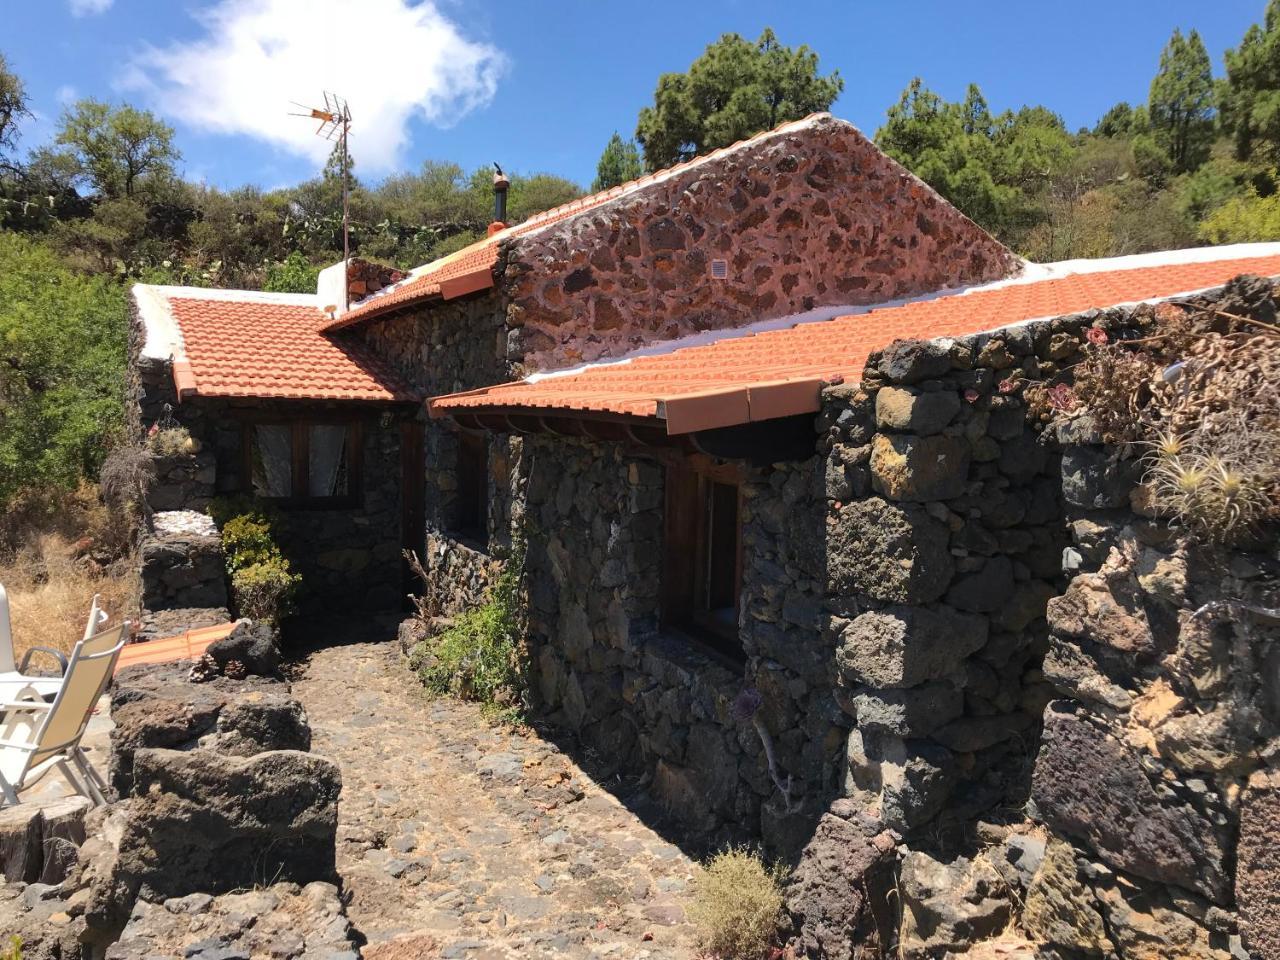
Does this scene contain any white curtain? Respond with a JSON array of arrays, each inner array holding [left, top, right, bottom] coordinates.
[[254, 425, 292, 497], [309, 425, 348, 497]]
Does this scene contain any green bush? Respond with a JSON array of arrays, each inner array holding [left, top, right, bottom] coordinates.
[[409, 549, 524, 716], [210, 497, 298, 623], [220, 513, 279, 572], [0, 233, 126, 507], [231, 558, 300, 623], [688, 847, 787, 960]]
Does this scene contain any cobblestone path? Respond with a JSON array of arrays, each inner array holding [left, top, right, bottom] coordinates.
[[291, 639, 700, 959]]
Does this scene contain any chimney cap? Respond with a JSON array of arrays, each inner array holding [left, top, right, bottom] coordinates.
[[492, 161, 509, 191]]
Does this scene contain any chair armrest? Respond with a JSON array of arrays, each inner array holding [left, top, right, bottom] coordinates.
[[0, 700, 51, 712], [18, 646, 68, 676], [0, 736, 36, 750]]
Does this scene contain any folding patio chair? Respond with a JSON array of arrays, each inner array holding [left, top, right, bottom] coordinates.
[[0, 621, 127, 806], [0, 585, 108, 701]]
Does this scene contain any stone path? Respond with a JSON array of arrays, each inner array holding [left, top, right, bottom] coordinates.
[[291, 639, 701, 959]]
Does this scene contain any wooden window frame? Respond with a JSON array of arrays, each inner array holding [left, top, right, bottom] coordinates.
[[239, 417, 364, 509], [661, 456, 746, 662], [450, 429, 489, 547]]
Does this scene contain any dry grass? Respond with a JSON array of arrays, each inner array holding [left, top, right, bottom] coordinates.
[[1, 531, 139, 663], [689, 846, 787, 960]]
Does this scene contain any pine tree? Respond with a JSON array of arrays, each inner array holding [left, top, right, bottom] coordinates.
[[1148, 28, 1215, 173], [1221, 0, 1280, 166], [591, 132, 643, 192], [635, 28, 843, 170]]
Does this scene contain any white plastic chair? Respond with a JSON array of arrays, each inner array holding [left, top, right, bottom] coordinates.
[[0, 621, 127, 806], [0, 586, 108, 701]]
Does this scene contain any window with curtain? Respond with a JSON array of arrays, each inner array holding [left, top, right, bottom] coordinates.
[[245, 420, 361, 506]]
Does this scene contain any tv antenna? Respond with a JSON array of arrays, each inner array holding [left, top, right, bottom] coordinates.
[[290, 92, 352, 308]]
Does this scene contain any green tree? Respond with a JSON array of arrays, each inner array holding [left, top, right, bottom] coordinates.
[[263, 251, 320, 293], [0, 233, 126, 503], [1221, 0, 1280, 167], [1198, 183, 1280, 242], [1148, 28, 1215, 173], [635, 28, 843, 170], [46, 99, 180, 199], [1094, 101, 1136, 138], [0, 53, 31, 171], [591, 132, 644, 191]]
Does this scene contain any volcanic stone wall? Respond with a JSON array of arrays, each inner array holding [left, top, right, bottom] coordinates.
[[522, 438, 845, 846], [500, 115, 1019, 372], [822, 319, 1082, 837], [358, 292, 520, 616], [1022, 420, 1280, 959]]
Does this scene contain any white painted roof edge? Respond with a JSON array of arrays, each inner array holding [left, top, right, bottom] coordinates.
[[132, 285, 186, 362], [523, 242, 1280, 385], [131, 283, 320, 305]]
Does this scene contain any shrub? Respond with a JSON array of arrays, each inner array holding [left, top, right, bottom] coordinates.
[[0, 233, 127, 507], [688, 847, 787, 960], [408, 546, 525, 716], [2, 935, 20, 960], [230, 558, 300, 624], [210, 497, 298, 623], [220, 514, 279, 572]]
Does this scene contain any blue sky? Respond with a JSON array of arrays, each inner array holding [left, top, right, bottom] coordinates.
[[4, 0, 1271, 192]]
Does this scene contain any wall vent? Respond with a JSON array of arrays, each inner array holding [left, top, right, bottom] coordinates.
[[710, 259, 729, 280]]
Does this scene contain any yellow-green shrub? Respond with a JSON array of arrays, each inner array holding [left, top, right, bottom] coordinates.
[[210, 497, 298, 623], [688, 847, 787, 959]]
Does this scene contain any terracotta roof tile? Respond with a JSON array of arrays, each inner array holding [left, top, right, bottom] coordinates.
[[167, 296, 416, 402], [430, 253, 1280, 433]]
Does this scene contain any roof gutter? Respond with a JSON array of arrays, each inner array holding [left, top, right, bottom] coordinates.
[[658, 378, 825, 434]]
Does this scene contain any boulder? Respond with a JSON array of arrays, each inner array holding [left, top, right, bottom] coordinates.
[[898, 850, 1012, 957], [1045, 557, 1155, 657], [109, 663, 303, 797], [1021, 839, 1113, 956], [877, 339, 953, 384], [1095, 881, 1230, 960], [836, 606, 987, 690], [1060, 445, 1137, 509], [874, 387, 961, 435], [118, 748, 341, 899], [946, 556, 1016, 613], [786, 804, 898, 959], [828, 497, 954, 604], [1030, 705, 1231, 902], [205, 619, 282, 676], [845, 729, 955, 833], [846, 683, 963, 737], [870, 433, 971, 502]]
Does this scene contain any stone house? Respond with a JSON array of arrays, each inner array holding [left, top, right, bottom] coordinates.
[[129, 112, 1280, 858]]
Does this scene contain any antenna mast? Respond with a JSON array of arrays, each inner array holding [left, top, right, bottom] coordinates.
[[290, 92, 353, 309]]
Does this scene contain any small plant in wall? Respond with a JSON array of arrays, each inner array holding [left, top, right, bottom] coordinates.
[[688, 846, 788, 960], [209, 496, 300, 625], [1025, 280, 1279, 546], [406, 542, 527, 723]]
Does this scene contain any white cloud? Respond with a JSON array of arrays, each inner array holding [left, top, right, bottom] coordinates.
[[55, 85, 78, 104], [69, 0, 113, 16], [122, 0, 504, 174]]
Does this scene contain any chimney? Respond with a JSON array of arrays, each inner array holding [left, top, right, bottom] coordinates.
[[490, 162, 509, 235]]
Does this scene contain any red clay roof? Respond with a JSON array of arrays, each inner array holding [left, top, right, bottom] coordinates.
[[166, 295, 417, 402], [430, 252, 1280, 434], [326, 114, 845, 330]]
